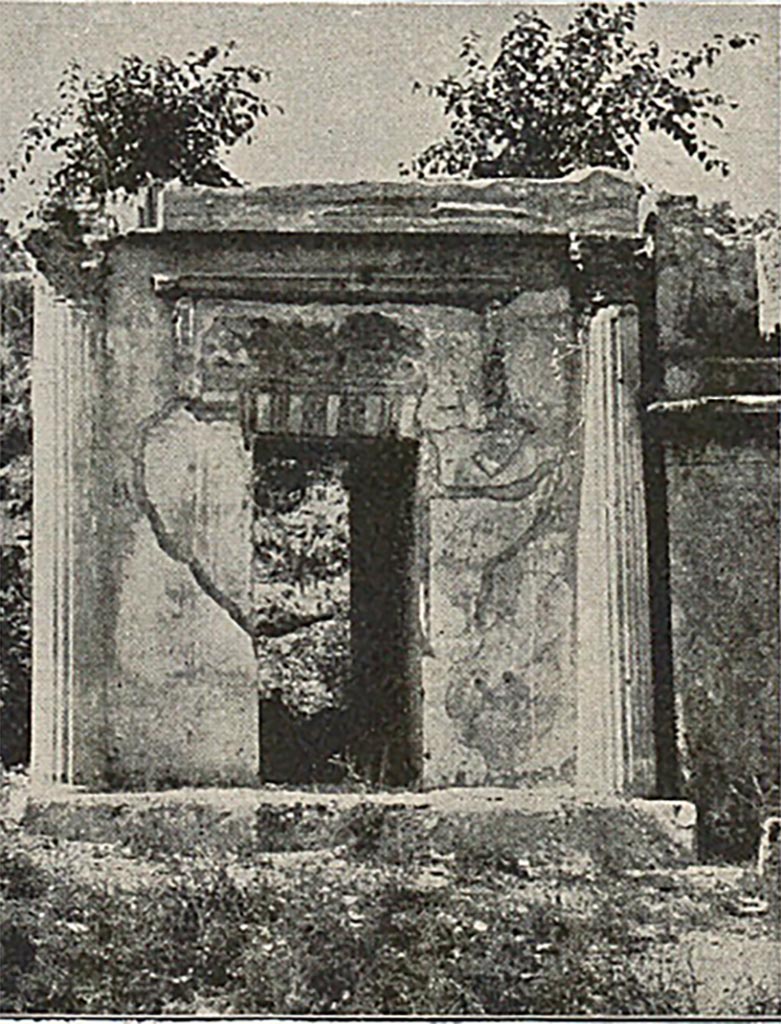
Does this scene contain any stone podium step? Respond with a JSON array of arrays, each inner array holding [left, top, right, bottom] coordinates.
[[21, 784, 695, 869]]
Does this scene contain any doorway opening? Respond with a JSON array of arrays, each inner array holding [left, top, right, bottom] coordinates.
[[252, 436, 420, 787]]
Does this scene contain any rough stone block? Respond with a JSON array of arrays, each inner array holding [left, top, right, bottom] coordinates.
[[631, 798, 697, 856]]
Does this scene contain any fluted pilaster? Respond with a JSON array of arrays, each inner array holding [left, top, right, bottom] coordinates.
[[576, 305, 655, 795], [31, 279, 94, 784]]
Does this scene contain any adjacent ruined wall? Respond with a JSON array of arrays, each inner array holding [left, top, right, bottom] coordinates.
[[653, 202, 781, 856], [664, 421, 780, 856]]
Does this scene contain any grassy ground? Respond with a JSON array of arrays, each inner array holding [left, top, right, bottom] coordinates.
[[1, 796, 779, 1015]]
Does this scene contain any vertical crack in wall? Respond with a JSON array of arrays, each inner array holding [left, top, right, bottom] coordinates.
[[131, 397, 257, 640], [131, 399, 334, 643]]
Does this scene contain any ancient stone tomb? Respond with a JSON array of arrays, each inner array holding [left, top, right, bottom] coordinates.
[[31, 171, 658, 794]]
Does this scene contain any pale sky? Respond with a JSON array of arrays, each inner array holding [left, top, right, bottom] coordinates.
[[0, 2, 779, 219]]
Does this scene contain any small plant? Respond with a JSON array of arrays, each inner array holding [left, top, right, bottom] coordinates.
[[2, 826, 775, 1015]]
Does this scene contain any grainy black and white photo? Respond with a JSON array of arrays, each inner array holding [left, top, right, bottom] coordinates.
[[0, 0, 779, 1016]]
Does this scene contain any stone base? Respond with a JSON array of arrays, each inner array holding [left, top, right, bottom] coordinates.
[[22, 785, 695, 868]]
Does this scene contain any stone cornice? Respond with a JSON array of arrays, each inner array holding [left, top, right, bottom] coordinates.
[[149, 169, 640, 238]]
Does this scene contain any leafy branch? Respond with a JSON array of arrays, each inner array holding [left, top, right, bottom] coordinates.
[[407, 2, 758, 179], [1, 42, 279, 224]]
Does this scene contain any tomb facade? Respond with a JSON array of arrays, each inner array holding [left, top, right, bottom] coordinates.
[[30, 170, 660, 794]]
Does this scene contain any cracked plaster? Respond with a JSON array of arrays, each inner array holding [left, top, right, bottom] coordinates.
[[83, 228, 583, 787]]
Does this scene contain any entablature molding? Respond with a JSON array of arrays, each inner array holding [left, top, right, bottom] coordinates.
[[153, 271, 526, 311]]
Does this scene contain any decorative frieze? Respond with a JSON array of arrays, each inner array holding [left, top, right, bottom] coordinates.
[[237, 385, 421, 444], [170, 298, 430, 439]]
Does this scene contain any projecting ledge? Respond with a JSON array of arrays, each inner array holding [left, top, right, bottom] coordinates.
[[646, 395, 781, 419], [151, 271, 523, 309], [647, 395, 781, 416]]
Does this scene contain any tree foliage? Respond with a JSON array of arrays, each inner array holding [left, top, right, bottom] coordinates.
[[253, 453, 351, 719], [0, 42, 276, 220], [409, 2, 757, 179], [0, 263, 33, 767]]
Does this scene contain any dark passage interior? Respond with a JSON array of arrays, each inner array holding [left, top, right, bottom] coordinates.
[[253, 436, 420, 787]]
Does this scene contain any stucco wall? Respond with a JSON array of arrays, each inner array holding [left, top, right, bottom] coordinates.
[[424, 287, 578, 786], [93, 232, 580, 788], [97, 243, 261, 786]]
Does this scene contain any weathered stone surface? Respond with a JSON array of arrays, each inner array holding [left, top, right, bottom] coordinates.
[[105, 406, 257, 787], [654, 196, 768, 363], [197, 303, 426, 388], [31, 283, 106, 786], [407, 305, 484, 433], [647, 198, 780, 853], [112, 519, 258, 787], [499, 287, 574, 441], [420, 286, 581, 787], [144, 410, 253, 612], [424, 481, 576, 786], [158, 169, 640, 237], [577, 306, 655, 796], [757, 229, 781, 341], [21, 784, 696, 868], [757, 816, 781, 880], [630, 798, 697, 856], [663, 432, 780, 857]]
